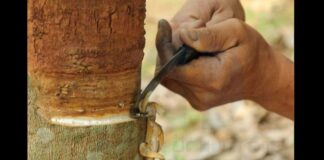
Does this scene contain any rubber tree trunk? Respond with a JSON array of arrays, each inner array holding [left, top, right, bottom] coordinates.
[[28, 0, 146, 159]]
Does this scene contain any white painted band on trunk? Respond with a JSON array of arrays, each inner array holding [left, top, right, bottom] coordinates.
[[50, 113, 136, 127]]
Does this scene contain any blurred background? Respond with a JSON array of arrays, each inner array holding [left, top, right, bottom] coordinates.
[[142, 0, 294, 159]]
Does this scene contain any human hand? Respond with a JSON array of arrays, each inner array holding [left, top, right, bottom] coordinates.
[[156, 19, 294, 120], [170, 0, 245, 48]]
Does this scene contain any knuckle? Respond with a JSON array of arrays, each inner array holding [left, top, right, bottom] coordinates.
[[229, 18, 244, 30], [225, 9, 235, 19], [197, 28, 215, 52], [227, 18, 247, 41]]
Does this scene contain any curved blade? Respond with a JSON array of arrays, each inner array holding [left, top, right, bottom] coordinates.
[[132, 45, 198, 112]]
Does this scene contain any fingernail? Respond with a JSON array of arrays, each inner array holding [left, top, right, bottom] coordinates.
[[158, 19, 166, 28], [158, 20, 162, 29]]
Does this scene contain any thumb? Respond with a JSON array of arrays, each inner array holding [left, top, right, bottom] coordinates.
[[156, 19, 176, 64], [179, 18, 245, 53]]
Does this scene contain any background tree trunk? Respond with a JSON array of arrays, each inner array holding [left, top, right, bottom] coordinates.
[[28, 0, 146, 159]]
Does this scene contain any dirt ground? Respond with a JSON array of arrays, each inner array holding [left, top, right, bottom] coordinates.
[[142, 0, 294, 159]]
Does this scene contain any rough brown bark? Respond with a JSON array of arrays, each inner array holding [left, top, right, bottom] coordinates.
[[28, 0, 146, 159]]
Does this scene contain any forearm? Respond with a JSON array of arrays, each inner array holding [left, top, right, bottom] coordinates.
[[254, 51, 294, 120]]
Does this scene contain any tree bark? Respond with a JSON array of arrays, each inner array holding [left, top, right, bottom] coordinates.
[[28, 0, 146, 159]]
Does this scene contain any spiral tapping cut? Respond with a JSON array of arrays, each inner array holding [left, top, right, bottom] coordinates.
[[138, 95, 165, 160]]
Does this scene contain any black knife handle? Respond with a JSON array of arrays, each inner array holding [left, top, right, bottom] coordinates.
[[176, 44, 200, 65], [177, 44, 215, 65]]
